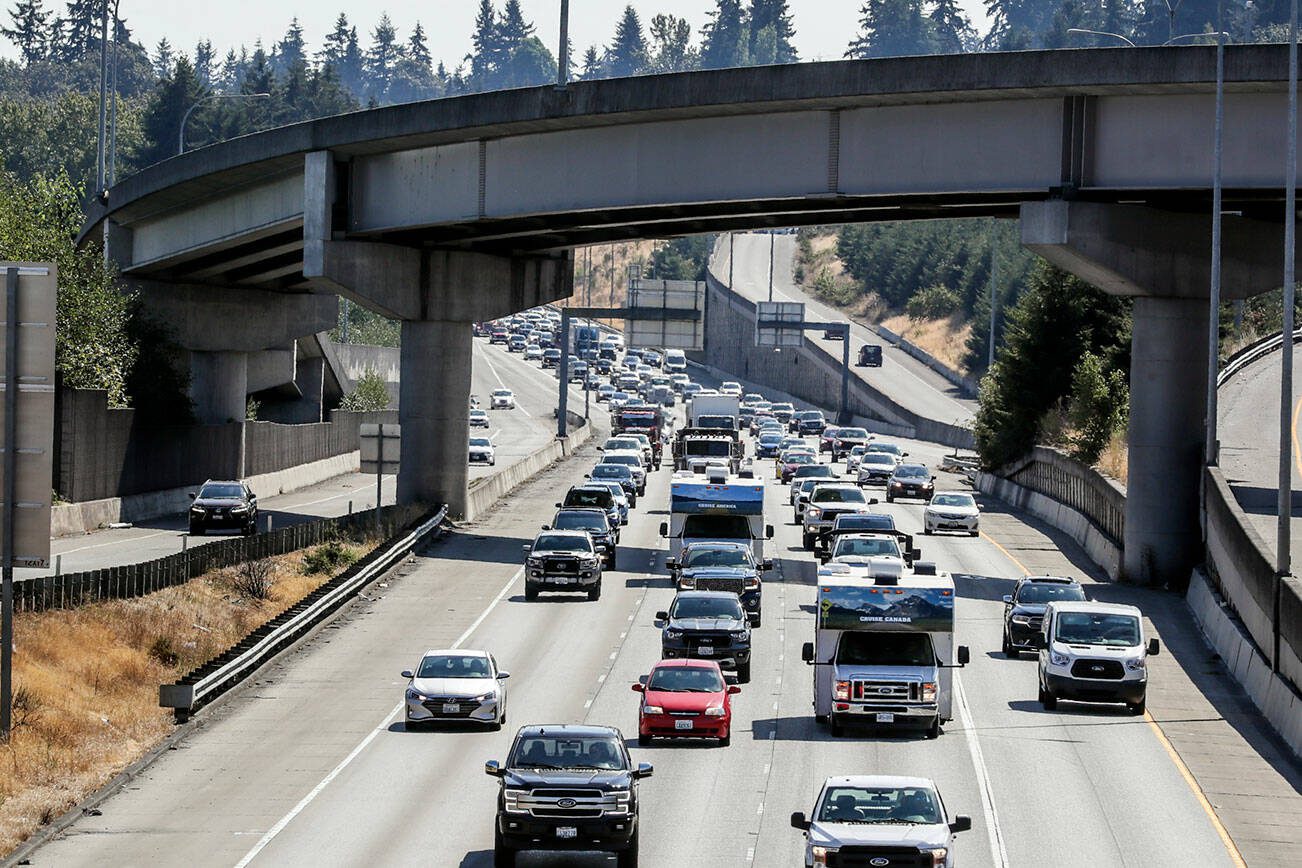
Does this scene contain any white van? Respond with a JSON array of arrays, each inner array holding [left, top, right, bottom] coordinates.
[[1035, 601, 1159, 715], [663, 348, 687, 374]]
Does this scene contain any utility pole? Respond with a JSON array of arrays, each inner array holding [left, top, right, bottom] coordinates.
[[1277, 0, 1298, 675], [557, 0, 570, 88], [729, 232, 735, 291], [95, 0, 108, 194], [988, 227, 999, 370], [768, 231, 775, 302], [108, 0, 120, 186], [1205, 0, 1226, 471]]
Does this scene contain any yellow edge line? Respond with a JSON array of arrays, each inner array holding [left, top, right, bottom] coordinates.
[[977, 530, 1246, 867], [1292, 395, 1302, 481]]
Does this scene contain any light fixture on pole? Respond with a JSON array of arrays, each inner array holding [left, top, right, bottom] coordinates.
[[1066, 27, 1228, 46], [1205, 0, 1226, 473], [1277, 0, 1299, 677], [179, 93, 271, 155]]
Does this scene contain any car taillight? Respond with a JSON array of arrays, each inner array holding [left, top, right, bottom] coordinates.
[[834, 680, 850, 701], [921, 682, 937, 702]]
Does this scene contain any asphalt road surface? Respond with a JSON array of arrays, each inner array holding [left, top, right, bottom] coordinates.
[[36, 409, 1245, 867], [715, 232, 976, 427]]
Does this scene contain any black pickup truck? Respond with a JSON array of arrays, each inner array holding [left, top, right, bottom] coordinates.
[[486, 724, 652, 868], [657, 590, 753, 683]]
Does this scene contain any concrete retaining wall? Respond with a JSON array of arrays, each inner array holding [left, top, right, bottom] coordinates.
[[464, 417, 593, 521], [867, 321, 981, 397]]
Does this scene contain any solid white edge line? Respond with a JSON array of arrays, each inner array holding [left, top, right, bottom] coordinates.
[[954, 674, 1011, 868], [233, 566, 523, 867]]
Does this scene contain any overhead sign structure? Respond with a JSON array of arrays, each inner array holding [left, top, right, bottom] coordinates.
[[360, 422, 400, 534], [625, 279, 706, 351], [1, 263, 56, 740], [755, 301, 806, 348]]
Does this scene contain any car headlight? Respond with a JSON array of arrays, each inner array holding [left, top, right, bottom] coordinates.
[[1050, 650, 1069, 666], [664, 630, 682, 640], [583, 557, 600, 568], [609, 789, 632, 815], [642, 704, 664, 715], [679, 577, 696, 589], [704, 705, 726, 717], [526, 556, 542, 567], [732, 630, 750, 641], [807, 507, 821, 519], [834, 680, 850, 701], [921, 681, 937, 703], [744, 577, 760, 590], [811, 845, 839, 865], [503, 788, 529, 813], [1011, 614, 1033, 624], [924, 847, 949, 867], [471, 692, 495, 703], [1125, 657, 1147, 672], [406, 688, 427, 701], [190, 507, 205, 515], [230, 505, 249, 514]]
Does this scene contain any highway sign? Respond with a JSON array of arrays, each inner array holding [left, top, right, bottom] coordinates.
[[625, 279, 705, 351], [755, 300, 805, 348], [360, 423, 401, 475]]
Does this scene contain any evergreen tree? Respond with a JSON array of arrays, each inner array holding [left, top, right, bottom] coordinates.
[[469, 0, 503, 84], [364, 13, 402, 100], [748, 0, 798, 62], [579, 44, 603, 79], [845, 0, 935, 59], [140, 54, 204, 165], [929, 0, 976, 52], [194, 39, 215, 87], [389, 21, 439, 103], [647, 14, 696, 72], [700, 0, 750, 69], [273, 17, 306, 76], [319, 13, 363, 97], [607, 6, 648, 77], [497, 35, 555, 88], [152, 37, 174, 80], [498, 0, 534, 45], [2, 0, 52, 64], [55, 0, 99, 61]]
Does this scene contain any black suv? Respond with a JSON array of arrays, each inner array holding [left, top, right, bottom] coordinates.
[[188, 479, 257, 536], [486, 724, 651, 868], [1002, 576, 1087, 657], [546, 508, 618, 569], [558, 486, 622, 529], [656, 591, 753, 683], [522, 531, 604, 601]]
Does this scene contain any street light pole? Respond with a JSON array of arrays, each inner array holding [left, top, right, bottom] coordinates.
[[1277, 0, 1298, 675], [768, 231, 775, 302], [179, 93, 271, 155], [1205, 0, 1226, 471], [95, 0, 108, 193], [108, 0, 120, 186]]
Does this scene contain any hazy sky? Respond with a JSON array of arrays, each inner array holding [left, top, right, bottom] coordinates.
[[0, 1, 992, 66]]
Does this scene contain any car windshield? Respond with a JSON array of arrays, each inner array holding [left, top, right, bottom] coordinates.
[[605, 439, 640, 451], [1055, 612, 1140, 646], [784, 453, 816, 465], [684, 547, 752, 568], [647, 666, 726, 693], [199, 483, 243, 499], [670, 596, 744, 620], [493, 389, 511, 396], [834, 537, 902, 557], [759, 433, 783, 444], [553, 512, 605, 532], [1018, 583, 1087, 604], [817, 786, 942, 825], [682, 515, 752, 540], [798, 479, 821, 494], [895, 465, 929, 479], [862, 454, 895, 466], [416, 655, 492, 679], [839, 428, 868, 439], [794, 466, 835, 479], [470, 410, 487, 417], [605, 455, 640, 467], [868, 443, 902, 455], [837, 515, 895, 531], [813, 487, 867, 504], [686, 441, 733, 457], [932, 494, 975, 507], [837, 632, 935, 666], [510, 734, 626, 770], [592, 465, 631, 479], [533, 534, 592, 553], [470, 438, 492, 447], [565, 490, 611, 508]]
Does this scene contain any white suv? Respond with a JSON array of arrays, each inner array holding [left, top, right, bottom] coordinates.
[[1035, 601, 1159, 715], [801, 483, 871, 550]]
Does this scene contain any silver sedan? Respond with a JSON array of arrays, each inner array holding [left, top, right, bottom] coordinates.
[[403, 649, 509, 730]]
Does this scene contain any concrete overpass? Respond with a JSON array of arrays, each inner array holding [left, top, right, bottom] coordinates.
[[83, 44, 1302, 585]]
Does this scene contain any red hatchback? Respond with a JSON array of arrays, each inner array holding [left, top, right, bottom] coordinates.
[[633, 659, 739, 747]]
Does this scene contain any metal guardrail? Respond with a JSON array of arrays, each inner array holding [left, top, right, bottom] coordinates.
[[1218, 329, 1302, 387], [160, 504, 448, 719]]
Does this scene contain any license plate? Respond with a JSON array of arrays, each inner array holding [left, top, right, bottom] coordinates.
[[552, 576, 575, 584], [556, 827, 577, 839], [675, 719, 694, 730], [443, 703, 461, 714], [698, 645, 714, 656], [876, 712, 895, 724]]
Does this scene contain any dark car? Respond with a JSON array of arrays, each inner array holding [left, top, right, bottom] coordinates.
[[547, 508, 619, 569], [656, 591, 752, 683], [1002, 576, 1087, 657], [666, 541, 770, 626], [831, 427, 871, 460], [795, 410, 827, 435], [188, 479, 257, 536], [886, 463, 935, 503], [822, 511, 915, 556], [486, 724, 651, 868], [522, 530, 604, 601], [755, 430, 785, 458], [857, 344, 883, 367], [589, 464, 638, 505], [490, 328, 509, 345], [558, 485, 622, 529], [541, 348, 561, 368]]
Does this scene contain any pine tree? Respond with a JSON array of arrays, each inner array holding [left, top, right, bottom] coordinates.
[[152, 37, 175, 79], [364, 13, 402, 101], [389, 20, 438, 103], [748, 0, 797, 62], [140, 54, 204, 165], [845, 0, 935, 59], [929, 0, 975, 52], [2, 0, 51, 64], [319, 13, 363, 98], [274, 17, 306, 75], [579, 44, 603, 79], [469, 0, 503, 84], [647, 14, 695, 73], [700, 0, 750, 69], [606, 6, 648, 77], [408, 21, 432, 68], [194, 39, 215, 87], [56, 0, 99, 61], [498, 0, 534, 45]]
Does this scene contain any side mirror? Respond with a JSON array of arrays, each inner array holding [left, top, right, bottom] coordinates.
[[583, 474, 591, 479], [728, 685, 742, 695], [401, 669, 414, 679], [931, 475, 937, 481], [903, 452, 910, 457], [868, 498, 879, 505], [188, 492, 196, 499], [554, 502, 563, 508], [1148, 638, 1161, 656], [766, 524, 774, 539], [522, 544, 532, 554], [950, 815, 973, 834], [801, 642, 814, 663], [1031, 634, 1046, 650], [541, 525, 551, 530], [909, 549, 922, 562], [957, 645, 970, 666], [597, 446, 605, 451], [1002, 595, 1013, 604], [761, 560, 774, 571], [790, 811, 810, 831], [659, 522, 668, 537], [497, 671, 511, 679], [665, 558, 679, 570], [631, 683, 645, 693], [484, 760, 503, 777], [747, 612, 760, 627], [655, 611, 669, 622], [634, 762, 654, 779], [817, 552, 829, 564]]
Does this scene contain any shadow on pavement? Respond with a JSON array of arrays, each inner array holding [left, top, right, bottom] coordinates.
[[748, 715, 933, 743]]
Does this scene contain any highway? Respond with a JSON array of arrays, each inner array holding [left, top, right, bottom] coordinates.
[[35, 395, 1255, 867], [714, 232, 976, 427], [24, 338, 578, 580]]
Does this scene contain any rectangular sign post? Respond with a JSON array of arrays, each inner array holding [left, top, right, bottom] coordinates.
[[0, 263, 55, 740], [360, 423, 400, 536], [625, 279, 706, 352]]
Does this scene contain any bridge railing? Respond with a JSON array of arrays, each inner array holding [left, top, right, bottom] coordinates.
[[995, 446, 1126, 546]]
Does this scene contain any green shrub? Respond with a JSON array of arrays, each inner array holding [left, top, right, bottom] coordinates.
[[906, 284, 962, 320], [302, 540, 359, 575], [1065, 352, 1129, 464], [339, 369, 391, 412]]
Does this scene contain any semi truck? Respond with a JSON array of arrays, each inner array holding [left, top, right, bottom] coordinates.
[[674, 430, 743, 474], [613, 404, 666, 466], [686, 395, 741, 430], [801, 563, 969, 739], [660, 467, 773, 562]]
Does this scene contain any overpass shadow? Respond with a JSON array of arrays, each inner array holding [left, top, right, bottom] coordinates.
[[1226, 483, 1302, 515]]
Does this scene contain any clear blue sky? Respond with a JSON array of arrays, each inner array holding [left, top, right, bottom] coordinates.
[[1, 1, 992, 66]]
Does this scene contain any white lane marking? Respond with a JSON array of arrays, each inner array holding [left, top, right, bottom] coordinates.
[[746, 848, 755, 862], [57, 528, 171, 556], [756, 803, 764, 816], [583, 699, 593, 709], [609, 651, 617, 660], [954, 674, 1011, 868], [597, 674, 607, 683], [233, 566, 522, 867]]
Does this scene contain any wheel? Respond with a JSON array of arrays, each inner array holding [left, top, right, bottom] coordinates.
[[925, 718, 941, 739], [886, 494, 894, 503], [830, 715, 845, 738], [189, 524, 205, 536], [923, 526, 933, 536], [490, 459, 496, 466], [736, 661, 751, 684], [629, 493, 638, 507], [638, 733, 652, 747], [638, 485, 646, 497], [815, 714, 829, 725], [617, 831, 639, 868], [608, 551, 618, 570], [1002, 632, 1018, 659], [489, 717, 503, 732], [719, 729, 731, 747], [970, 530, 980, 537], [803, 533, 816, 551], [588, 581, 602, 601], [1127, 697, 1146, 716], [244, 521, 256, 537], [524, 582, 539, 601], [750, 614, 762, 629], [1039, 684, 1057, 710], [494, 829, 516, 868]]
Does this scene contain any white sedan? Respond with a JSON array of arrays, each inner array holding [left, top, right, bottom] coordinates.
[[469, 409, 490, 428], [720, 381, 743, 397], [490, 389, 516, 409], [469, 436, 496, 465], [923, 492, 981, 536], [402, 649, 508, 730]]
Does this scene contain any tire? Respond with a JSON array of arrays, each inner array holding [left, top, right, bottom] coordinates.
[[489, 717, 503, 732], [608, 551, 618, 570], [736, 661, 751, 684], [750, 614, 762, 629], [802, 533, 814, 551], [719, 729, 731, 747], [815, 714, 829, 725], [886, 494, 894, 503], [189, 524, 205, 536], [629, 493, 638, 508], [925, 718, 941, 740], [1127, 696, 1146, 716], [638, 733, 652, 747], [970, 530, 980, 537], [494, 829, 516, 868], [617, 832, 639, 868], [1039, 684, 1057, 710], [1002, 632, 1018, 659], [830, 715, 845, 738], [923, 526, 933, 536], [588, 581, 602, 601], [524, 582, 539, 602]]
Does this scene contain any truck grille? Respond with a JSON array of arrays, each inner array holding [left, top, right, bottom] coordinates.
[[544, 558, 579, 575], [1071, 659, 1125, 680], [519, 788, 622, 818], [829, 846, 931, 867], [689, 632, 733, 652], [695, 576, 746, 593], [852, 680, 918, 702]]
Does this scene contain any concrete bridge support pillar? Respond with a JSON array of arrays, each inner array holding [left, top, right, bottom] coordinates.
[[190, 351, 249, 425], [1023, 200, 1292, 587], [398, 320, 473, 518]]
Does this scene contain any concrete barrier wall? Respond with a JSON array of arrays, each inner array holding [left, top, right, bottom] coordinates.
[[464, 417, 593, 521], [867, 321, 981, 397]]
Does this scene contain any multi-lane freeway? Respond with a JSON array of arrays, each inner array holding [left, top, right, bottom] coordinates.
[[32, 359, 1263, 867]]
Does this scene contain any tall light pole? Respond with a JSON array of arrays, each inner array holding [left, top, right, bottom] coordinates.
[[1277, 0, 1299, 675], [768, 230, 775, 302], [108, 0, 121, 186], [179, 93, 270, 155], [988, 225, 999, 370], [1067, 27, 1226, 46], [95, 0, 108, 193], [1205, 0, 1226, 471], [557, 0, 570, 87]]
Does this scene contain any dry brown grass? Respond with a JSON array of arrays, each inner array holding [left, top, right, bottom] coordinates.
[[880, 313, 973, 375], [0, 539, 370, 856], [1096, 431, 1129, 485], [560, 240, 660, 331]]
